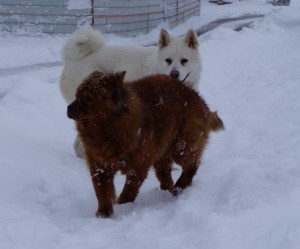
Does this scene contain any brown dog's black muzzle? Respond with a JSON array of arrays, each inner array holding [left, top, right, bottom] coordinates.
[[67, 104, 76, 119]]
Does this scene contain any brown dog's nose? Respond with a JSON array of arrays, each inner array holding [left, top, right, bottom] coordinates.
[[170, 69, 180, 79], [67, 105, 74, 119]]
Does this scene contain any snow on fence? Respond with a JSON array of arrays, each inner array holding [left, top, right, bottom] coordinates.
[[0, 0, 201, 36]]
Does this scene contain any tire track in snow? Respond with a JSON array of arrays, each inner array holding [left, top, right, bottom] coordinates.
[[195, 14, 264, 36], [0, 61, 62, 78]]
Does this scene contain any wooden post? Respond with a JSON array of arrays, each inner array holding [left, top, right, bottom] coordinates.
[[90, 0, 94, 27]]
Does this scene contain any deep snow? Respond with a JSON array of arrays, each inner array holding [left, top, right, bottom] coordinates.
[[1, 1, 300, 249]]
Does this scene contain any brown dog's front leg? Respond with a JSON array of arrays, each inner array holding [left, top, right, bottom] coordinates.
[[90, 166, 116, 218]]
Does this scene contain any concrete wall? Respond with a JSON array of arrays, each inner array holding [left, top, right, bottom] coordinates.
[[0, 0, 201, 36]]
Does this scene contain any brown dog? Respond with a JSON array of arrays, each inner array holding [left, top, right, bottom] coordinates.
[[67, 71, 224, 217]]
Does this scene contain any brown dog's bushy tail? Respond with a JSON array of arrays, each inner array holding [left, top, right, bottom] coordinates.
[[208, 111, 224, 131]]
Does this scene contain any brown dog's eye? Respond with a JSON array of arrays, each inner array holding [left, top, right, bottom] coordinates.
[[165, 58, 172, 65], [181, 58, 188, 65], [84, 96, 93, 106], [112, 89, 121, 102]]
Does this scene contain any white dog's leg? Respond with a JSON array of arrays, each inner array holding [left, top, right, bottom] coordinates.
[[74, 135, 85, 159]]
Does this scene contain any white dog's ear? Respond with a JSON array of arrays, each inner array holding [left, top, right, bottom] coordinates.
[[185, 29, 199, 49], [158, 29, 170, 49]]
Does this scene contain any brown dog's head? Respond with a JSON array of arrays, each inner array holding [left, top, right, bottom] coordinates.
[[67, 71, 126, 121]]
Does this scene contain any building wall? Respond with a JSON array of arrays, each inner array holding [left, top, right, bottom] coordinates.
[[0, 0, 201, 36]]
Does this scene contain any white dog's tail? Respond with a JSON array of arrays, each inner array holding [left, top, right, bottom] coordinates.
[[62, 28, 105, 61]]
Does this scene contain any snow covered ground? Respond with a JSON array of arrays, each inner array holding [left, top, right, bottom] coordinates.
[[1, 1, 300, 248]]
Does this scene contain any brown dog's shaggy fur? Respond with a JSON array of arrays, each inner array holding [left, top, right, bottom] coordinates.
[[67, 71, 224, 217]]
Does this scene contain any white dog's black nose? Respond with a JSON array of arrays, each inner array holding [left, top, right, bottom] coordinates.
[[170, 69, 180, 79]]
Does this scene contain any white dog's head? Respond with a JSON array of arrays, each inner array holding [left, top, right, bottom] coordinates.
[[157, 29, 201, 87]]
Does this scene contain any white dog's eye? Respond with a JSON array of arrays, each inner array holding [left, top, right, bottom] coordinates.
[[181, 58, 188, 65], [165, 58, 172, 65]]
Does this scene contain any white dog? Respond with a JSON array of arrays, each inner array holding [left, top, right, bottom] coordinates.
[[60, 28, 202, 157]]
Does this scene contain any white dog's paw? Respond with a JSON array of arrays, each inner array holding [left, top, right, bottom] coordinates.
[[73, 136, 85, 159]]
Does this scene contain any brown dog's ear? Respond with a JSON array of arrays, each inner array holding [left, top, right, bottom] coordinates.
[[89, 71, 104, 79], [114, 71, 126, 89], [116, 71, 126, 81], [185, 29, 199, 49], [111, 71, 126, 111], [158, 28, 170, 49]]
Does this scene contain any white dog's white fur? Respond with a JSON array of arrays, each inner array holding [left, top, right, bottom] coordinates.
[[60, 28, 201, 157], [60, 28, 201, 104]]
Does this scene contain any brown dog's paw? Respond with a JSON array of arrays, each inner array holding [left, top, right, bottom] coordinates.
[[171, 187, 183, 197], [160, 182, 173, 191], [117, 195, 135, 205], [96, 209, 112, 218], [95, 205, 113, 218]]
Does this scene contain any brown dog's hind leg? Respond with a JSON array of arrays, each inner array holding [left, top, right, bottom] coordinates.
[[171, 134, 208, 196], [117, 169, 148, 204], [171, 164, 199, 196], [154, 156, 174, 191]]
